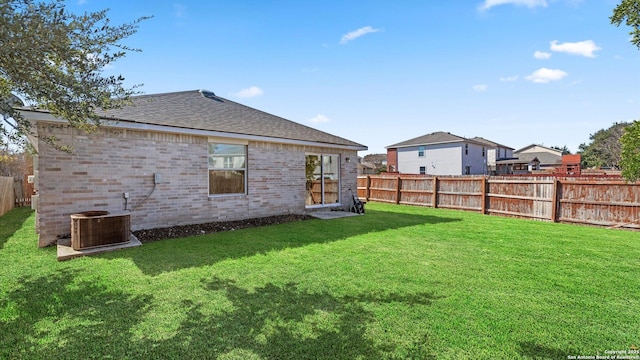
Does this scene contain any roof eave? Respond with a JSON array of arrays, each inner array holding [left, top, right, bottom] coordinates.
[[386, 140, 461, 149], [18, 109, 367, 151]]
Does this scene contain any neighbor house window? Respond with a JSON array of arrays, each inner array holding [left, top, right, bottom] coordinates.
[[208, 143, 247, 195], [465, 144, 468, 155], [482, 147, 485, 157], [465, 166, 471, 175], [419, 166, 426, 175], [418, 146, 425, 157]]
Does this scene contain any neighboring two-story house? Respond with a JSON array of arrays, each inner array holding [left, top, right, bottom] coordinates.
[[386, 132, 513, 175]]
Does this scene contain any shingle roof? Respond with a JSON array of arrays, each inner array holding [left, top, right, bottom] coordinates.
[[514, 144, 561, 154], [387, 131, 464, 148], [470, 137, 514, 150], [387, 131, 494, 148], [98, 90, 366, 150], [515, 152, 562, 166]]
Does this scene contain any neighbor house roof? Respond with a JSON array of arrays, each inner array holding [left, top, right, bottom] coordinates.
[[514, 144, 562, 155], [469, 137, 514, 150], [387, 131, 468, 148], [514, 152, 562, 166], [20, 90, 367, 151], [387, 131, 500, 149]]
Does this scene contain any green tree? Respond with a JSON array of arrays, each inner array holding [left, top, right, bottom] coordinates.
[[620, 121, 640, 181], [611, 0, 640, 49], [578, 122, 630, 169], [611, 1, 640, 181], [305, 155, 320, 182], [609, 0, 640, 181], [0, 0, 150, 148]]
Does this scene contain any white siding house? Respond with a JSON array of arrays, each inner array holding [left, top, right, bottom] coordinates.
[[387, 132, 513, 176], [397, 143, 462, 175]]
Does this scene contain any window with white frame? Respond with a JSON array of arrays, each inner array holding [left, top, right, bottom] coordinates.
[[208, 143, 247, 195], [419, 166, 426, 175], [418, 146, 425, 157]]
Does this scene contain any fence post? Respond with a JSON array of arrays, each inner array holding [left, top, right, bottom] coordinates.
[[551, 179, 560, 222], [365, 175, 371, 201], [396, 176, 401, 204], [432, 177, 438, 208], [481, 177, 487, 214]]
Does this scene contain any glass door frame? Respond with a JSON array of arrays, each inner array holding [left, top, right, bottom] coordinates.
[[305, 153, 341, 208]]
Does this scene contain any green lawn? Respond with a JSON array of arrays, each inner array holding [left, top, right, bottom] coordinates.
[[1, 203, 639, 359]]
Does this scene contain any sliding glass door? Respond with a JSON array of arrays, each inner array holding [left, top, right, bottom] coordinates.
[[305, 154, 340, 206]]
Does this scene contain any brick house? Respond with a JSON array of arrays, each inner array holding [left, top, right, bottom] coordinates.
[[386, 131, 513, 175], [20, 90, 367, 247]]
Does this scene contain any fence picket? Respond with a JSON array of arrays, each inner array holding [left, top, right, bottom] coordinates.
[[0, 177, 15, 217]]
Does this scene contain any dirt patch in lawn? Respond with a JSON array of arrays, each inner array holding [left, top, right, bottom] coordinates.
[[133, 214, 313, 243]]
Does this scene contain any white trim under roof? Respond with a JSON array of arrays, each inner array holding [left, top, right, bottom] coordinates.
[[19, 109, 367, 151]]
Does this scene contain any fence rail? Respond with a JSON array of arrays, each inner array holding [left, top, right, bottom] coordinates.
[[358, 175, 640, 230]]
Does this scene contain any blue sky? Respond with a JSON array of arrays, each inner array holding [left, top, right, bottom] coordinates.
[[71, 0, 638, 155]]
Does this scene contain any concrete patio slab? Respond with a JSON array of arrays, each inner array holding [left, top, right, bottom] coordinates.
[[57, 234, 142, 261], [308, 210, 362, 220]]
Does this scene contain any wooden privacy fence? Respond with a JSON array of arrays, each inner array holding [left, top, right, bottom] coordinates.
[[357, 175, 640, 230], [0, 176, 14, 217]]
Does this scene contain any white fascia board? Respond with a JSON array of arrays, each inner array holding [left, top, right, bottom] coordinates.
[[18, 109, 367, 151]]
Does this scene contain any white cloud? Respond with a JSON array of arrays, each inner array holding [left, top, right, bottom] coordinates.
[[478, 0, 547, 11], [525, 68, 568, 83], [500, 75, 519, 82], [340, 26, 381, 45], [473, 84, 488, 92], [308, 114, 331, 124], [235, 86, 263, 98], [550, 40, 600, 57], [534, 51, 551, 59]]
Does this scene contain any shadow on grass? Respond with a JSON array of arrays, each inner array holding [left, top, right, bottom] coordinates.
[[518, 341, 571, 359], [0, 269, 151, 360], [137, 276, 439, 359], [1, 272, 440, 359], [0, 207, 33, 249], [115, 209, 462, 276]]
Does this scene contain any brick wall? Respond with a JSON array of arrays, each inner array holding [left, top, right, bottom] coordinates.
[[35, 122, 359, 247]]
